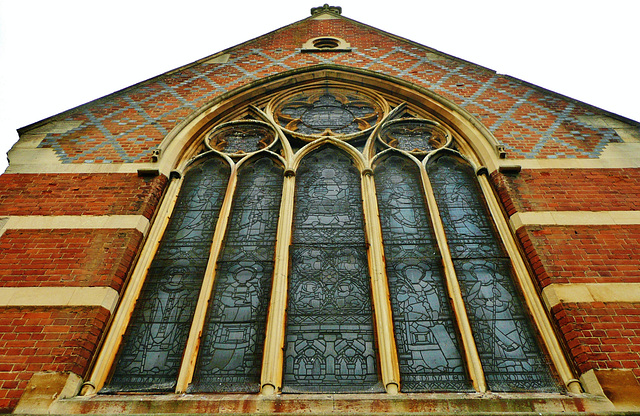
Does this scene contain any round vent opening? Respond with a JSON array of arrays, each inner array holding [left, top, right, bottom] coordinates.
[[313, 37, 340, 49]]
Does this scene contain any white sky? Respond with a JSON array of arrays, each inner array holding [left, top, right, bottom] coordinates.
[[1, 0, 638, 173]]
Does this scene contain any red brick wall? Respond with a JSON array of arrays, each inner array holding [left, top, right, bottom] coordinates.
[[0, 306, 110, 413], [0, 172, 167, 411], [517, 225, 640, 288], [491, 169, 640, 215], [0, 173, 167, 219], [552, 302, 640, 380], [0, 229, 143, 291]]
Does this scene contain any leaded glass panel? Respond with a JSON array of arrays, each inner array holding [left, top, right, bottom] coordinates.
[[207, 123, 275, 154], [103, 157, 230, 393], [284, 147, 382, 392], [189, 157, 284, 393], [375, 156, 470, 392], [379, 119, 448, 153], [427, 154, 559, 392], [274, 88, 383, 138]]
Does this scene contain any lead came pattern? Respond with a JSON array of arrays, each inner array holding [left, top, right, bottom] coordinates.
[[379, 120, 448, 153], [104, 158, 230, 393], [428, 155, 559, 392], [189, 157, 284, 392], [375, 156, 470, 392], [284, 147, 381, 392], [207, 124, 275, 154], [275, 89, 382, 137]]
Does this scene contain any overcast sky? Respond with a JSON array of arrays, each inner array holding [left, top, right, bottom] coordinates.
[[1, 0, 638, 173]]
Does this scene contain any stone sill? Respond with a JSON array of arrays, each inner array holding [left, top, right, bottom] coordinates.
[[49, 392, 621, 415]]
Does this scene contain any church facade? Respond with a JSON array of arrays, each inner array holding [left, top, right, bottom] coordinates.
[[2, 5, 640, 414]]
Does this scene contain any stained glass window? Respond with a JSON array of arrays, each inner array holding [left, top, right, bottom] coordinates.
[[207, 123, 276, 154], [189, 157, 284, 392], [98, 87, 567, 397], [284, 146, 382, 393], [273, 88, 384, 138], [427, 154, 559, 392], [375, 155, 471, 392], [103, 157, 230, 393], [379, 119, 448, 153]]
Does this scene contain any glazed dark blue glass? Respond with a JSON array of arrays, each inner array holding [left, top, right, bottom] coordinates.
[[375, 155, 471, 392], [103, 157, 230, 393], [427, 154, 559, 392], [284, 146, 382, 393]]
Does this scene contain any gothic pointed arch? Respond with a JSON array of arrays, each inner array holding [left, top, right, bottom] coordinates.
[[426, 151, 558, 391], [373, 151, 471, 392], [151, 65, 504, 176], [285, 145, 380, 393], [85, 68, 578, 398]]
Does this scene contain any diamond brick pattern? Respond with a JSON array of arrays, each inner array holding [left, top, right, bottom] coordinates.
[[37, 17, 623, 163]]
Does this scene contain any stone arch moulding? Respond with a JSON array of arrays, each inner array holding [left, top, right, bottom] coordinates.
[[82, 64, 582, 400], [152, 64, 506, 177]]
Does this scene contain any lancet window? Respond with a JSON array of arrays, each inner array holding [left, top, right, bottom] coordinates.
[[428, 154, 557, 391], [375, 155, 470, 392], [189, 157, 284, 393], [285, 146, 380, 392], [92, 82, 568, 396]]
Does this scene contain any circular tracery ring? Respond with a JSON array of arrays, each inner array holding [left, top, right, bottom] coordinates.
[[377, 118, 451, 155], [205, 120, 278, 155], [269, 86, 388, 141]]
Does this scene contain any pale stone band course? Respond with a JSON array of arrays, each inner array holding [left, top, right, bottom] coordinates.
[[542, 283, 640, 310], [510, 211, 640, 230], [0, 215, 149, 236], [0, 287, 119, 313]]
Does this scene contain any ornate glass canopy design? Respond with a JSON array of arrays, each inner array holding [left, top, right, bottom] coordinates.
[[379, 119, 450, 154], [271, 87, 385, 140], [285, 147, 381, 393], [206, 121, 276, 154]]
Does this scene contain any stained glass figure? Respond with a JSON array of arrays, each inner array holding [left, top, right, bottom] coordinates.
[[207, 122, 275, 154], [379, 119, 449, 153], [375, 156, 470, 392], [103, 157, 230, 393], [284, 146, 381, 392], [274, 88, 383, 138], [188, 157, 284, 392], [427, 154, 559, 392]]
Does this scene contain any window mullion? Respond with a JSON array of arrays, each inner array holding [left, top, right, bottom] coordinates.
[[260, 170, 295, 394], [475, 173, 581, 393], [82, 176, 184, 395], [175, 166, 239, 393], [361, 169, 401, 394], [420, 165, 487, 393]]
